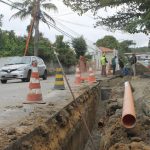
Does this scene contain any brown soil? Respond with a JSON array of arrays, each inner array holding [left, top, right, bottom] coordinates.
[[99, 76, 150, 150]]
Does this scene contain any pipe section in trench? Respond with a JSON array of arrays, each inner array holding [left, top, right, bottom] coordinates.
[[122, 81, 136, 129]]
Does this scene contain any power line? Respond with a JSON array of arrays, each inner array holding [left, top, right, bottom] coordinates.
[[41, 16, 96, 52], [0, 0, 23, 11], [52, 12, 74, 17], [55, 20, 81, 37], [0, 0, 97, 52], [54, 19, 97, 51], [54, 17, 93, 28]]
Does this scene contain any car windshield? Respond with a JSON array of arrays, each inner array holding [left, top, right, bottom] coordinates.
[[5, 57, 31, 65]]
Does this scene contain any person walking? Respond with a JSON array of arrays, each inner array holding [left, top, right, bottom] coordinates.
[[130, 53, 137, 76], [100, 53, 108, 76], [118, 57, 124, 75], [111, 56, 117, 75]]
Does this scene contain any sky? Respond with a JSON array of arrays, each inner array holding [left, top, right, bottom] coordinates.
[[0, 0, 149, 52]]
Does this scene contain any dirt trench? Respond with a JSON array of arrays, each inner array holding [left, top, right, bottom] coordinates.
[[96, 77, 150, 150], [1, 76, 150, 150]]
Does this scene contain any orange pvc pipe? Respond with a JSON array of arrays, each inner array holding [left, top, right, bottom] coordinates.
[[122, 81, 136, 128]]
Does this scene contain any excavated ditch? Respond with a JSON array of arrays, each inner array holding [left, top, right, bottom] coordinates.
[[2, 83, 101, 150], [1, 77, 150, 150]]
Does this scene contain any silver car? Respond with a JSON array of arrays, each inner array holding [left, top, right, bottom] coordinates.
[[0, 56, 47, 84]]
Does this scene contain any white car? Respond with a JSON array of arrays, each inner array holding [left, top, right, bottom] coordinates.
[[0, 56, 47, 84]]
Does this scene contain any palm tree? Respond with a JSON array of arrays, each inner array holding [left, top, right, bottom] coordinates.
[[11, 0, 57, 56], [0, 14, 3, 27]]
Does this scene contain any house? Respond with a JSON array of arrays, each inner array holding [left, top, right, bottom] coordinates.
[[93, 47, 119, 70]]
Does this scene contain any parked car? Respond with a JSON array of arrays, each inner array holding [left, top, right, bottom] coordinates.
[[0, 56, 47, 84]]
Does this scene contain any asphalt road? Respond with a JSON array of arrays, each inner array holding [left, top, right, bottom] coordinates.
[[0, 76, 58, 109]]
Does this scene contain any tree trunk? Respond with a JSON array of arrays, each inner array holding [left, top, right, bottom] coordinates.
[[33, 0, 40, 56], [34, 18, 39, 56]]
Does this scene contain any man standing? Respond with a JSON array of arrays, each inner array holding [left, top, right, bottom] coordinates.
[[111, 56, 117, 75], [130, 53, 137, 76], [118, 57, 124, 75], [100, 53, 108, 76]]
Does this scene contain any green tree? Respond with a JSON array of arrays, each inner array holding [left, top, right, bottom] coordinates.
[[53, 35, 76, 67], [118, 40, 134, 55], [11, 0, 57, 56], [63, 0, 150, 34], [96, 35, 119, 49], [72, 36, 87, 59]]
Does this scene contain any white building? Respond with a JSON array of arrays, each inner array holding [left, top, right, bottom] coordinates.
[[92, 47, 119, 71]]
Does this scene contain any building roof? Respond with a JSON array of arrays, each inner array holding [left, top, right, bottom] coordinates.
[[99, 47, 113, 53]]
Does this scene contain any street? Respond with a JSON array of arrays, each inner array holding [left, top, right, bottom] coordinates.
[[0, 76, 58, 109]]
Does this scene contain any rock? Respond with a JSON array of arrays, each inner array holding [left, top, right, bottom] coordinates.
[[142, 115, 150, 126], [109, 143, 130, 150], [98, 117, 105, 128], [115, 109, 122, 117], [142, 99, 150, 117], [117, 98, 123, 108], [129, 142, 143, 150], [66, 105, 74, 115], [6, 128, 16, 135], [130, 137, 142, 142], [15, 126, 28, 135], [22, 141, 32, 150], [9, 136, 17, 141], [106, 102, 121, 116], [55, 109, 70, 127], [20, 121, 32, 126]]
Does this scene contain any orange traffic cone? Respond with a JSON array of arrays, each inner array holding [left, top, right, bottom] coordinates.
[[23, 61, 45, 104], [88, 67, 96, 83], [74, 66, 82, 85]]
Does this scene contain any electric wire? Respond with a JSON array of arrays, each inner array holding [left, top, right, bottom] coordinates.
[[52, 18, 99, 51], [54, 17, 93, 28], [0, 0, 23, 11], [1, 0, 97, 52]]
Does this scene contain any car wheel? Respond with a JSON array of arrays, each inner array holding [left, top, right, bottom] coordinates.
[[26, 70, 31, 82], [1, 79, 7, 84], [42, 70, 47, 80]]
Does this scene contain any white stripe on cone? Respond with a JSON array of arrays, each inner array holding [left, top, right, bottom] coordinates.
[[29, 89, 42, 94], [32, 67, 38, 72], [30, 78, 40, 83]]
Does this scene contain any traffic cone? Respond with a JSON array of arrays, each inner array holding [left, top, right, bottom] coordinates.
[[88, 67, 96, 83], [54, 68, 65, 90], [74, 66, 81, 85], [23, 61, 45, 104]]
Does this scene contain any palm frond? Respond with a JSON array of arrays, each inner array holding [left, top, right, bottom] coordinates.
[[11, 1, 32, 10], [10, 9, 30, 20], [42, 11, 55, 24], [9, 11, 24, 20], [40, 15, 51, 29], [42, 3, 58, 12]]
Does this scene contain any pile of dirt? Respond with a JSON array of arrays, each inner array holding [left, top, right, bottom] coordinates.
[[99, 77, 150, 150], [136, 62, 150, 75]]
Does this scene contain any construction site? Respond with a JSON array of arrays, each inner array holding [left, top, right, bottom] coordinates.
[[0, 59, 150, 150], [0, 0, 150, 150]]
